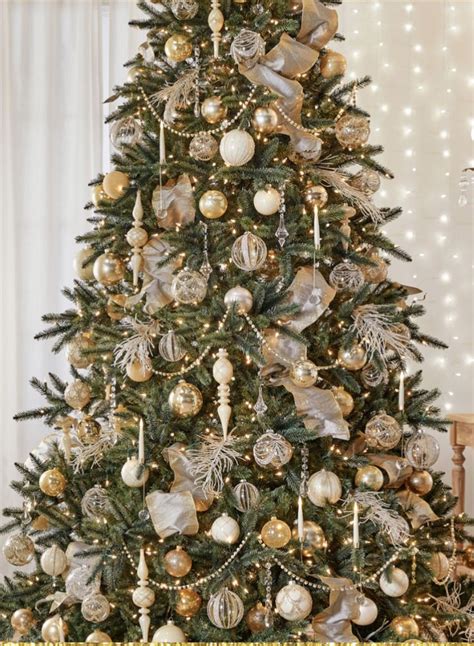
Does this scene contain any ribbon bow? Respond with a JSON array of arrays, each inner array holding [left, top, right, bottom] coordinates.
[[231, 0, 338, 159]]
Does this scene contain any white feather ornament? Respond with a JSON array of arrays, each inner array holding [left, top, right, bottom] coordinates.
[[351, 304, 414, 364], [114, 317, 160, 371], [188, 430, 241, 496]]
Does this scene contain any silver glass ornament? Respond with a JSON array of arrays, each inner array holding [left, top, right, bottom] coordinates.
[[170, 0, 199, 20], [253, 430, 293, 469], [189, 132, 218, 161], [65, 565, 101, 601], [172, 269, 207, 304], [329, 262, 364, 291], [159, 330, 186, 362], [110, 117, 143, 151], [207, 587, 244, 629], [405, 431, 440, 469], [232, 481, 261, 512], [81, 485, 110, 520], [81, 594, 111, 623], [365, 412, 402, 450], [231, 232, 267, 272]]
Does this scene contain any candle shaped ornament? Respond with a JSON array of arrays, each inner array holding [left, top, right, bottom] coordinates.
[[313, 206, 321, 251], [208, 0, 224, 59], [126, 190, 148, 286], [213, 348, 233, 438], [353, 501, 360, 549], [398, 370, 405, 411], [132, 548, 155, 642]]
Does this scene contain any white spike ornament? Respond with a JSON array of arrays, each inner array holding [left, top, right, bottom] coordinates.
[[208, 0, 224, 59], [126, 190, 148, 286], [213, 348, 233, 439], [132, 548, 155, 642]]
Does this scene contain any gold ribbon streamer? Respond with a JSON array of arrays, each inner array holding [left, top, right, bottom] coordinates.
[[231, 0, 338, 159], [310, 576, 360, 642], [397, 490, 439, 530], [151, 173, 195, 230]]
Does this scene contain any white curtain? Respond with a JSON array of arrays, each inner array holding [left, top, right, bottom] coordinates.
[[0, 0, 140, 576]]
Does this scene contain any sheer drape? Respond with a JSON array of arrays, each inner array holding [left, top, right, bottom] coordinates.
[[0, 0, 140, 576]]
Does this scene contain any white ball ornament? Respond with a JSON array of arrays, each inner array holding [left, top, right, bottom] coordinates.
[[231, 231, 267, 272], [40, 544, 68, 577], [211, 513, 240, 545], [131, 585, 155, 609], [353, 595, 378, 626], [41, 615, 68, 641], [207, 587, 244, 629], [121, 456, 150, 488], [253, 187, 281, 215], [379, 567, 409, 597], [152, 621, 187, 642], [275, 582, 313, 621], [220, 129, 255, 166], [307, 469, 342, 507], [86, 629, 113, 643], [224, 286, 253, 314]]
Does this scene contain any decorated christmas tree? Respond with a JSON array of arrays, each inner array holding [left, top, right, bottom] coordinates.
[[1, 0, 473, 642]]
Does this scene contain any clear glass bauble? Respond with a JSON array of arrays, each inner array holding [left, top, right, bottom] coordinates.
[[335, 114, 370, 148], [189, 132, 218, 161], [329, 261, 364, 291], [253, 430, 293, 469], [81, 485, 110, 520], [110, 117, 143, 151], [405, 431, 440, 469], [172, 269, 208, 304], [65, 565, 100, 600], [232, 480, 260, 512], [81, 593, 111, 623], [159, 330, 186, 362], [231, 232, 267, 272], [170, 0, 199, 20], [365, 412, 402, 450], [207, 587, 244, 629], [2, 533, 35, 566]]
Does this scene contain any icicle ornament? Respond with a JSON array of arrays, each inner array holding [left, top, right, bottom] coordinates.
[[132, 548, 155, 642], [213, 348, 233, 438], [208, 0, 224, 59]]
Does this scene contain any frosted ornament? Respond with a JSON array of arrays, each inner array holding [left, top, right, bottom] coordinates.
[[232, 480, 260, 512], [152, 621, 187, 642], [3, 533, 35, 566], [159, 330, 186, 362], [307, 469, 342, 507], [379, 567, 409, 597], [231, 231, 267, 271], [220, 129, 255, 166], [353, 595, 378, 626], [253, 430, 293, 468], [110, 116, 143, 151], [329, 261, 364, 291], [64, 379, 91, 410], [86, 630, 113, 643], [211, 513, 240, 544], [275, 582, 312, 621], [253, 187, 281, 215], [81, 594, 111, 623], [41, 544, 67, 577], [121, 456, 149, 488], [207, 587, 244, 629], [172, 269, 208, 304], [405, 431, 440, 469]]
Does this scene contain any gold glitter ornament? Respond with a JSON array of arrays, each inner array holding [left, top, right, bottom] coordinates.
[[3, 533, 35, 566], [332, 386, 354, 417], [164, 547, 192, 577], [252, 107, 278, 134], [39, 468, 67, 497], [66, 333, 95, 369], [390, 616, 419, 639], [11, 608, 35, 636], [77, 416, 101, 445], [164, 34, 193, 63], [176, 588, 201, 617], [64, 379, 92, 409], [319, 50, 347, 79]]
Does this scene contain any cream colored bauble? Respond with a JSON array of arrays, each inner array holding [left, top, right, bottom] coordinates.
[[41, 615, 68, 641], [164, 33, 193, 63], [276, 582, 312, 621], [261, 517, 291, 549], [93, 252, 126, 286], [307, 469, 342, 507], [64, 379, 91, 410], [132, 585, 155, 610], [211, 513, 240, 545], [199, 190, 228, 219], [253, 187, 281, 215], [66, 333, 95, 369], [319, 50, 347, 79], [152, 621, 187, 643], [207, 587, 244, 629], [201, 96, 228, 124], [73, 248, 95, 281], [352, 596, 378, 626], [102, 170, 129, 199], [213, 351, 233, 383], [40, 544, 68, 577], [224, 286, 253, 314], [126, 359, 154, 382], [430, 552, 450, 580], [86, 629, 113, 643], [379, 567, 409, 597], [220, 129, 255, 166], [252, 106, 278, 134], [121, 456, 149, 488], [10, 608, 35, 636]]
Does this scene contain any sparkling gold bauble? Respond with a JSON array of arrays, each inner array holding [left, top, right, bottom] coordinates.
[[66, 333, 95, 369], [406, 470, 433, 496], [355, 465, 384, 491], [430, 552, 450, 580], [464, 544, 474, 568], [73, 247, 95, 281], [31, 515, 49, 531], [252, 107, 278, 134], [39, 468, 67, 497], [363, 254, 388, 283], [335, 114, 371, 149], [246, 602, 272, 633], [3, 534, 35, 566], [106, 293, 127, 320], [319, 50, 347, 79], [390, 616, 419, 639], [77, 416, 101, 445], [201, 96, 228, 124], [102, 170, 129, 199], [304, 184, 328, 208], [164, 547, 192, 578], [41, 615, 68, 641], [165, 33, 193, 63], [126, 359, 154, 382], [168, 380, 203, 417], [289, 359, 318, 388], [224, 286, 253, 314], [91, 184, 110, 208], [332, 386, 354, 417], [93, 252, 126, 286], [11, 608, 35, 636], [261, 517, 292, 548], [176, 588, 201, 617], [64, 379, 91, 409], [199, 190, 228, 219], [338, 344, 367, 371], [292, 520, 326, 555]]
